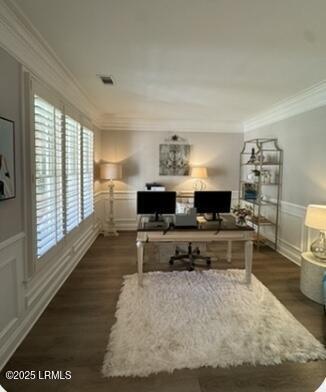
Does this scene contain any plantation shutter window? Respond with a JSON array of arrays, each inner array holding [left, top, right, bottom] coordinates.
[[82, 128, 94, 218], [34, 95, 64, 258], [33, 88, 94, 260], [65, 116, 82, 233]]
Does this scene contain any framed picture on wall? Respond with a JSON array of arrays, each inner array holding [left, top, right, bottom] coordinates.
[[0, 116, 16, 201], [159, 144, 190, 176]]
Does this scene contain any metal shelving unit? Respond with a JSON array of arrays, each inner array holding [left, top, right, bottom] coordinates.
[[239, 138, 283, 250]]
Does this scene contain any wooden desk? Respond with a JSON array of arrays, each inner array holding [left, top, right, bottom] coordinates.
[[136, 216, 255, 286]]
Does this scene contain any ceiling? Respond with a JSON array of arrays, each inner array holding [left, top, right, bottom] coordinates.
[[14, 0, 326, 127]]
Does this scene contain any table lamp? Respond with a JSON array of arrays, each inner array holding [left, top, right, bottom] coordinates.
[[305, 204, 326, 261], [191, 167, 208, 191], [100, 163, 122, 236]]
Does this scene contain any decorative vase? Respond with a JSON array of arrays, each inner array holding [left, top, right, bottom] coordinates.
[[235, 216, 247, 227], [311, 232, 326, 261]]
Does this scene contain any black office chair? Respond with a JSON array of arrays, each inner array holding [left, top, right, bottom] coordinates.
[[169, 242, 211, 271]]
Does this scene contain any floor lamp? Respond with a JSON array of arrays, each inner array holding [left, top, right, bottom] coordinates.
[[100, 163, 122, 236]]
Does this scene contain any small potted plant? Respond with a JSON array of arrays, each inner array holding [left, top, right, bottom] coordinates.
[[232, 204, 253, 226]]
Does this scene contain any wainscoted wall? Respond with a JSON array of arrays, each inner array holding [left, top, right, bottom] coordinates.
[[277, 201, 308, 265], [95, 190, 312, 265], [0, 220, 100, 371], [0, 42, 103, 371], [245, 105, 326, 266], [95, 190, 239, 231]]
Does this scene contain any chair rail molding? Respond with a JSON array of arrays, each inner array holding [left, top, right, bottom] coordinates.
[[95, 190, 239, 231], [95, 190, 309, 266], [244, 80, 326, 132], [0, 0, 99, 122]]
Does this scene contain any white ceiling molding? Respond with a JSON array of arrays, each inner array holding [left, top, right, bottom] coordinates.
[[243, 80, 326, 132], [99, 116, 243, 133], [0, 0, 100, 121]]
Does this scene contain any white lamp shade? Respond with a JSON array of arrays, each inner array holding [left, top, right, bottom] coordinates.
[[100, 163, 122, 180], [191, 167, 208, 179], [305, 204, 326, 230]]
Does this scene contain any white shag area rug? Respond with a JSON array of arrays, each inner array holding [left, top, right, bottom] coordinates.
[[102, 270, 326, 377]]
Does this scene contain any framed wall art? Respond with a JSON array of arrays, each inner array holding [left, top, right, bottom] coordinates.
[[159, 143, 190, 176], [0, 116, 16, 201]]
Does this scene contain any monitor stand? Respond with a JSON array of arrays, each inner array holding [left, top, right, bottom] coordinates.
[[146, 213, 167, 229], [204, 212, 223, 223], [149, 213, 164, 222]]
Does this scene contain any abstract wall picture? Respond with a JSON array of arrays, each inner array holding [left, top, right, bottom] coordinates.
[[0, 116, 15, 201], [159, 144, 190, 176]]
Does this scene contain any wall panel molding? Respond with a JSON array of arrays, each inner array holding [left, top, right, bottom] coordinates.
[[0, 232, 25, 251], [96, 190, 242, 231], [0, 222, 100, 371], [95, 190, 309, 266], [0, 233, 24, 365]]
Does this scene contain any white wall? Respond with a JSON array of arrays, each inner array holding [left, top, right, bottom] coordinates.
[[0, 47, 101, 371], [0, 46, 23, 242], [95, 130, 243, 230], [245, 106, 326, 264], [99, 130, 243, 192]]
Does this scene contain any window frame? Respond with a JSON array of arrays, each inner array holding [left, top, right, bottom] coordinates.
[[29, 77, 95, 269]]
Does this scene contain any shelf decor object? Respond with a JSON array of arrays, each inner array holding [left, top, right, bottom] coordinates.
[[100, 162, 122, 236], [305, 204, 326, 261], [238, 138, 283, 250], [191, 167, 208, 191]]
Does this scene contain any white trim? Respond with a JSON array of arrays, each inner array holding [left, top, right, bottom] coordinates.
[[95, 190, 239, 231], [244, 80, 326, 132], [278, 238, 302, 266], [0, 232, 25, 251], [99, 117, 243, 134], [280, 200, 306, 218], [0, 222, 100, 371], [0, 0, 99, 121]]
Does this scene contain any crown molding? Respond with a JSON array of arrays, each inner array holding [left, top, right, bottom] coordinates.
[[99, 116, 243, 133], [244, 80, 326, 132], [0, 0, 100, 121]]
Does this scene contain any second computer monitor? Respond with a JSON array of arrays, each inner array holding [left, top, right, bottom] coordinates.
[[194, 191, 232, 221]]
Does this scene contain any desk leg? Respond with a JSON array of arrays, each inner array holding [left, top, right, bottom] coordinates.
[[244, 240, 253, 284], [136, 240, 144, 286], [227, 241, 232, 263]]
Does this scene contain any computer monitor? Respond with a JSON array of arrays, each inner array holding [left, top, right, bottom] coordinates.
[[137, 191, 176, 221], [194, 191, 232, 221]]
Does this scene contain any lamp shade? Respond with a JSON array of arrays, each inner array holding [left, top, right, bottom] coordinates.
[[100, 163, 122, 180], [305, 204, 326, 230], [191, 167, 208, 179]]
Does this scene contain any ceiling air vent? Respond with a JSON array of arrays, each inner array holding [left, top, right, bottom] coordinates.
[[98, 75, 114, 85]]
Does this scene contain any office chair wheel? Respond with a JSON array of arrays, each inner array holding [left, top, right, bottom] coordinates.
[[169, 258, 174, 265], [206, 259, 211, 266], [188, 266, 194, 271]]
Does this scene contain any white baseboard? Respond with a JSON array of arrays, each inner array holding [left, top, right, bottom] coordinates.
[[278, 238, 302, 266]]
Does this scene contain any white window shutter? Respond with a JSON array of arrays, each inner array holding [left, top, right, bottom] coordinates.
[[34, 95, 64, 258], [82, 128, 94, 218], [65, 116, 81, 232]]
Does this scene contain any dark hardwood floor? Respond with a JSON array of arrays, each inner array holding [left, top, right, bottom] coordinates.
[[1, 232, 325, 391]]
